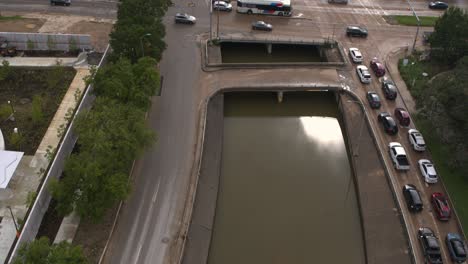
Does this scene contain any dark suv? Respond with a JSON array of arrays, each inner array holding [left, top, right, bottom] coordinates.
[[382, 80, 397, 100], [377, 112, 398, 135], [346, 26, 368, 37], [403, 184, 423, 212], [51, 0, 71, 5], [418, 227, 443, 264]]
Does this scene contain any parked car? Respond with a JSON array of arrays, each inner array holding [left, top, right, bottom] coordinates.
[[50, 0, 71, 5], [349, 47, 363, 63], [370, 57, 385, 77], [382, 79, 397, 100], [174, 13, 197, 24], [403, 184, 423, 212], [418, 159, 438, 184], [378, 112, 398, 135], [408, 129, 426, 151], [252, 21, 273, 31], [446, 233, 467, 263], [429, 1, 448, 9], [366, 91, 381, 109], [418, 227, 443, 264], [431, 192, 451, 221], [356, 65, 371, 84], [213, 1, 232, 11], [346, 26, 368, 37], [394, 108, 410, 127]]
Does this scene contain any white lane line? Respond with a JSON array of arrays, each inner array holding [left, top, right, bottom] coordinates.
[[152, 180, 161, 203], [132, 243, 143, 264]]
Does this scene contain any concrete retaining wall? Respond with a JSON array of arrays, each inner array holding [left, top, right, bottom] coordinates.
[[6, 44, 110, 263], [0, 32, 92, 51]]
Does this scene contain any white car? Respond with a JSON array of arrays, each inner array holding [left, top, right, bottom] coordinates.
[[349, 47, 363, 63], [213, 1, 232, 11], [418, 159, 438, 183], [356, 65, 371, 84], [408, 129, 426, 151]]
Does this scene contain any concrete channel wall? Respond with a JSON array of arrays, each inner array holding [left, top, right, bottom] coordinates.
[[0, 32, 92, 51], [180, 87, 413, 264], [6, 45, 110, 263]]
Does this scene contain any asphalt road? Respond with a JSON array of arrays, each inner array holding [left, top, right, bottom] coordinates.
[[0, 0, 117, 18], [101, 0, 208, 263]]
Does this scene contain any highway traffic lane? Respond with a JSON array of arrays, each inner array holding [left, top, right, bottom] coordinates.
[[102, 3, 207, 264]]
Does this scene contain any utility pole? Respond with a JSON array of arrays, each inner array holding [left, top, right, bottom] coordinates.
[[406, 0, 420, 52], [209, 1, 213, 40], [216, 6, 220, 38]]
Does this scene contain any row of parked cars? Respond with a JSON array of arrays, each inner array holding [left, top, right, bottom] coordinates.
[[350, 47, 467, 263]]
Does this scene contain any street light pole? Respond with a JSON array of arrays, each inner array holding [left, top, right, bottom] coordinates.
[[209, 1, 213, 40], [139, 33, 152, 58], [7, 206, 20, 237], [405, 0, 420, 52]]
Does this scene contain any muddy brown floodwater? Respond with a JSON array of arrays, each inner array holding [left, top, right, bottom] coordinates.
[[207, 92, 365, 264]]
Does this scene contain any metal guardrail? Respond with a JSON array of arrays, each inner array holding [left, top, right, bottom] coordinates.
[[0, 32, 92, 52], [6, 44, 111, 264]]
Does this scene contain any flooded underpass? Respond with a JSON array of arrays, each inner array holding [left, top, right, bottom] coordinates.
[[206, 92, 365, 264]]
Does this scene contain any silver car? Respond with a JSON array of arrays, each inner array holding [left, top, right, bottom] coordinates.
[[174, 13, 196, 24], [252, 21, 273, 31], [213, 1, 232, 11]]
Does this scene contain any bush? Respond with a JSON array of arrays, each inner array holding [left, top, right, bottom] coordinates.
[[0, 103, 12, 121], [9, 130, 23, 150], [31, 95, 44, 125]]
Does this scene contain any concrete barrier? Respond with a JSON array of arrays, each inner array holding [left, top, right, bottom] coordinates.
[[0, 32, 92, 51], [6, 44, 110, 263]]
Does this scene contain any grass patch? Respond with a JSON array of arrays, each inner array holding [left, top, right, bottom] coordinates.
[[385, 15, 439, 27], [0, 15, 23, 21], [0, 67, 76, 155], [399, 58, 468, 233]]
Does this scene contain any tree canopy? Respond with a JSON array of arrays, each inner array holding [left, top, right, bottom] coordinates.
[[13, 237, 87, 264], [429, 7, 468, 64]]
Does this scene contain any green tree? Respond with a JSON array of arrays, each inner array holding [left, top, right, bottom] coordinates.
[[50, 98, 155, 220], [92, 57, 160, 111], [13, 237, 87, 264], [0, 60, 11, 81], [429, 7, 468, 64]]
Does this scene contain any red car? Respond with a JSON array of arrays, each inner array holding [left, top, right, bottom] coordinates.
[[370, 57, 386, 77], [394, 108, 410, 127], [431, 192, 451, 221]]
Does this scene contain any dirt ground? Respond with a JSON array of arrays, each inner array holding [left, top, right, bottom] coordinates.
[[68, 21, 113, 52], [0, 18, 45, 32], [73, 203, 120, 263]]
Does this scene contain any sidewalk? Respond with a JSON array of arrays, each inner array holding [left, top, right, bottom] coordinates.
[[0, 59, 89, 263]]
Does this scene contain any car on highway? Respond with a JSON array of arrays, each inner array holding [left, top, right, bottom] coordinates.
[[346, 26, 368, 37], [213, 1, 233, 11], [50, 0, 71, 5], [431, 192, 451, 221], [382, 79, 397, 100], [175, 13, 197, 24], [356, 65, 371, 83], [429, 1, 448, 9], [403, 184, 423, 212], [418, 227, 443, 264], [378, 112, 398, 135], [252, 21, 273, 31], [418, 159, 438, 184], [349, 47, 363, 63], [408, 129, 426, 151], [446, 233, 467, 263], [370, 57, 386, 77], [366, 91, 381, 109], [394, 108, 410, 127], [389, 142, 410, 170]]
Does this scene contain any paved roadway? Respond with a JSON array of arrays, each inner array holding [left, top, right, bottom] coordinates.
[[0, 0, 117, 18]]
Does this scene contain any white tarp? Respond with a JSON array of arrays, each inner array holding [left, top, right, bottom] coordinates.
[[0, 128, 4, 150], [0, 150, 23, 189]]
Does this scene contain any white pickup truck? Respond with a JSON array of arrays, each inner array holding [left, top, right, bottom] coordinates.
[[389, 142, 410, 171]]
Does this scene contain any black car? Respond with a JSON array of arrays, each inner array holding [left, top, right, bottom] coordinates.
[[418, 227, 443, 264], [346, 26, 368, 37], [50, 0, 71, 5], [252, 21, 273, 31], [446, 233, 467, 263], [366, 91, 381, 109], [377, 112, 398, 135], [429, 1, 448, 9], [403, 184, 423, 212], [382, 80, 397, 100]]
